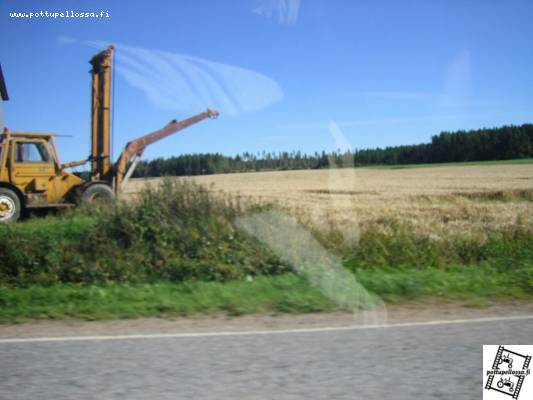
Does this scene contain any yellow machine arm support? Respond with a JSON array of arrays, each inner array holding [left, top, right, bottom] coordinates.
[[114, 108, 219, 194]]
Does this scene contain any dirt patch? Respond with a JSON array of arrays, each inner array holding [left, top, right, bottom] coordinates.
[[1, 300, 531, 339]]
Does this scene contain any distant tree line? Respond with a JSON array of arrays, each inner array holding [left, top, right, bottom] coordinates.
[[133, 124, 533, 177]]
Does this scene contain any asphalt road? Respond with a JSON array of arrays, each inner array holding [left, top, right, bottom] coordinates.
[[0, 318, 531, 400]]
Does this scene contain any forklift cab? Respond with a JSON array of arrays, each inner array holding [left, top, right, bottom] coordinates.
[[0, 131, 83, 207], [8, 136, 56, 194]]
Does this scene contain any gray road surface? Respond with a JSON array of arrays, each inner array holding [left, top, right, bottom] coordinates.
[[0, 318, 531, 399]]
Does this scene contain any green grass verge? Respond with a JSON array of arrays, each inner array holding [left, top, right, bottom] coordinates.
[[1, 264, 531, 323], [365, 158, 533, 169], [0, 274, 336, 322], [355, 264, 532, 303]]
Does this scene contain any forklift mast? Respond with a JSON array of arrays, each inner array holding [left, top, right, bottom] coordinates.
[[89, 45, 114, 182]]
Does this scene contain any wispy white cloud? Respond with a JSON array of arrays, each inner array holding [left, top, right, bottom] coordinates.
[[253, 0, 301, 25], [363, 91, 440, 101], [83, 41, 284, 115], [443, 49, 471, 106], [278, 111, 530, 131], [363, 90, 494, 108], [362, 49, 473, 108], [279, 45, 518, 132], [56, 36, 77, 46]]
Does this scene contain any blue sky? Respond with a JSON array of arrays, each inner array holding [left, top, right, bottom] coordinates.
[[1, 0, 532, 163]]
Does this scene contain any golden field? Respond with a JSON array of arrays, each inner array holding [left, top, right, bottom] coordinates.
[[127, 164, 533, 240]]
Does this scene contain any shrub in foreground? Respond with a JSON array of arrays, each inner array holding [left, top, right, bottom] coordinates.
[[0, 180, 285, 286]]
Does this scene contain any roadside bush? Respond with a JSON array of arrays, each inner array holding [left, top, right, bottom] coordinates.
[[329, 219, 533, 272], [0, 180, 286, 286]]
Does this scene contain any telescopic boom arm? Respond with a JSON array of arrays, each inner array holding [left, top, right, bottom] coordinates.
[[114, 108, 219, 193]]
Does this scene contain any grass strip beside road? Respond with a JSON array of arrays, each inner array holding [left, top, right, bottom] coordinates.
[[1, 264, 531, 323], [0, 275, 336, 322]]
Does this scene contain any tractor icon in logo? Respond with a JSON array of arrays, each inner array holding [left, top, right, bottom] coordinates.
[[498, 353, 514, 370], [497, 377, 515, 393]]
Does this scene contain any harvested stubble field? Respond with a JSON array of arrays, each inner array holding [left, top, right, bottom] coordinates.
[[127, 164, 533, 242]]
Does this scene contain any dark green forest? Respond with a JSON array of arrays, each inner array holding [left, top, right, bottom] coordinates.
[[133, 124, 533, 177]]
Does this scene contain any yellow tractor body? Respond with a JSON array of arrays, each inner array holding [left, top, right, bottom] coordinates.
[[0, 132, 85, 220], [0, 46, 218, 223]]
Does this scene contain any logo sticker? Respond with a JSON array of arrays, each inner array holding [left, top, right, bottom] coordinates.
[[484, 345, 532, 399]]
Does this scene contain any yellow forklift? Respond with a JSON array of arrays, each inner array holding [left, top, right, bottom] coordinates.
[[0, 46, 218, 222]]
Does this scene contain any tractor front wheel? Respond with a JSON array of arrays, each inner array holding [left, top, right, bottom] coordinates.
[[81, 183, 115, 204], [0, 188, 21, 223]]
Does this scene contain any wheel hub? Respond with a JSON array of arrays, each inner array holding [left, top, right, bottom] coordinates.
[[0, 195, 15, 220]]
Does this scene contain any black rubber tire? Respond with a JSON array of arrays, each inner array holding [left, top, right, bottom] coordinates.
[[81, 183, 115, 204], [0, 188, 21, 223]]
